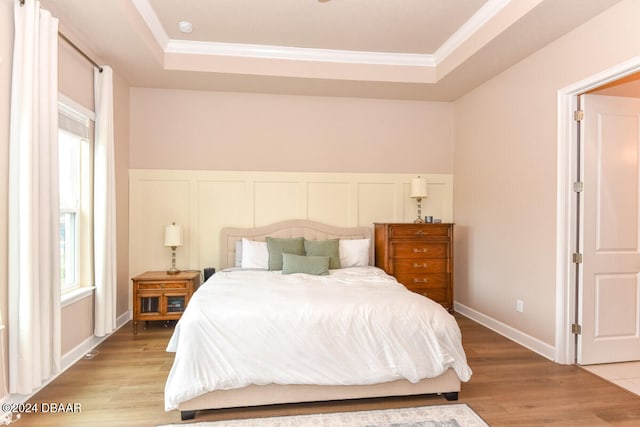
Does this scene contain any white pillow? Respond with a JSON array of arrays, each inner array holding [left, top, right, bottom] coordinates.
[[234, 240, 243, 267], [339, 238, 370, 267], [241, 238, 269, 269]]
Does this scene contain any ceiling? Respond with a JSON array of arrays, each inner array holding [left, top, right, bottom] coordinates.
[[40, 0, 622, 101]]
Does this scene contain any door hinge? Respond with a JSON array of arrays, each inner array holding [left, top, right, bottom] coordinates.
[[574, 110, 584, 121], [573, 181, 584, 192], [572, 323, 582, 335], [572, 253, 583, 264]]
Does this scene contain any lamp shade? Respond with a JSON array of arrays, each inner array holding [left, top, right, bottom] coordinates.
[[164, 222, 183, 247], [410, 177, 428, 198]]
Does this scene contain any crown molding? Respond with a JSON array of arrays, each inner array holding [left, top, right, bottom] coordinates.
[[131, 0, 512, 76], [434, 0, 512, 63], [165, 40, 436, 67], [131, 0, 169, 48]]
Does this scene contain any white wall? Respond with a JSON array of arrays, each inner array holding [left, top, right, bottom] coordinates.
[[453, 0, 640, 350]]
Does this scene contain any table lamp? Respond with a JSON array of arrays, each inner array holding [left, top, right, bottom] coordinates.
[[410, 176, 428, 223], [164, 222, 183, 274]]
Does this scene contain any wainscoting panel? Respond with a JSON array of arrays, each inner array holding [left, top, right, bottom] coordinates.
[[196, 178, 249, 271], [129, 170, 453, 277], [129, 177, 192, 276], [421, 180, 451, 222], [358, 182, 398, 226], [306, 181, 351, 226], [254, 180, 303, 226]]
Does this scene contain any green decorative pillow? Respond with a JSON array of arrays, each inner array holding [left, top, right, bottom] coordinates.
[[282, 253, 330, 275], [304, 239, 341, 269], [266, 237, 304, 270]]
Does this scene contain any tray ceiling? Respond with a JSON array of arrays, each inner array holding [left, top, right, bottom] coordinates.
[[40, 0, 622, 100]]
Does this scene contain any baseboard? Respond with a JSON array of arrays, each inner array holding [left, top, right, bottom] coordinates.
[[3, 310, 132, 410], [0, 395, 13, 425], [115, 309, 132, 330], [454, 301, 555, 361], [61, 310, 132, 368]]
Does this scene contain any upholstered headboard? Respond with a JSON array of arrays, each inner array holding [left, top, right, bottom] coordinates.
[[220, 219, 373, 269]]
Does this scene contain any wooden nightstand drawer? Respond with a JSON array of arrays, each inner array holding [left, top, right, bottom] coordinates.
[[137, 281, 188, 290]]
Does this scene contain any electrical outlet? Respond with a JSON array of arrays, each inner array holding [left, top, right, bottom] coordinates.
[[516, 299, 524, 313]]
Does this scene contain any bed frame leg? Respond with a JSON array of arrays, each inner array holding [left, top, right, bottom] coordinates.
[[443, 392, 459, 401], [181, 410, 196, 421]]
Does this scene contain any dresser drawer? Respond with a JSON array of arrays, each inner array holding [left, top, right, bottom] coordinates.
[[393, 258, 448, 274], [395, 272, 449, 289], [388, 224, 450, 239], [405, 285, 449, 304], [391, 242, 448, 259], [136, 281, 188, 290]]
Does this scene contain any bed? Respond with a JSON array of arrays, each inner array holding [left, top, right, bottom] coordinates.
[[164, 220, 472, 421]]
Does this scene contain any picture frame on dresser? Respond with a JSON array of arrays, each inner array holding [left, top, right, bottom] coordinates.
[[374, 223, 454, 312]]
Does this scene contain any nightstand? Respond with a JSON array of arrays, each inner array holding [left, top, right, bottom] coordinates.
[[131, 270, 202, 335]]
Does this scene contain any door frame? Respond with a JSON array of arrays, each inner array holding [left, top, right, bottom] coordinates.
[[555, 56, 640, 364]]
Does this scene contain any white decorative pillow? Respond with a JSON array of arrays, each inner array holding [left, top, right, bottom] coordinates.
[[339, 238, 370, 267], [234, 240, 243, 267], [241, 238, 269, 269]]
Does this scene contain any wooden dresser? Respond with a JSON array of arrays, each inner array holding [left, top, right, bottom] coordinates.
[[374, 223, 454, 312], [131, 270, 202, 334]]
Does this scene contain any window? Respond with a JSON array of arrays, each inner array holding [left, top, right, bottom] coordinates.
[[59, 128, 81, 289], [58, 98, 94, 294]]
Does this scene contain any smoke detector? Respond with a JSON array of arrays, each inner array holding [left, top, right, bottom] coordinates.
[[178, 21, 193, 34]]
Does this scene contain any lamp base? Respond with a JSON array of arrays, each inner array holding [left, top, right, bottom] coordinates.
[[413, 197, 425, 224], [167, 246, 180, 274]]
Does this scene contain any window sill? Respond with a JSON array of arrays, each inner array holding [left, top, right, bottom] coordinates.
[[62, 286, 95, 307]]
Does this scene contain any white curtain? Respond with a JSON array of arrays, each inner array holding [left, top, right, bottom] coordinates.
[[93, 66, 117, 337], [8, 0, 61, 394]]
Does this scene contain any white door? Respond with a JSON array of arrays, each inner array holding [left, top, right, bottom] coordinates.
[[578, 94, 640, 365]]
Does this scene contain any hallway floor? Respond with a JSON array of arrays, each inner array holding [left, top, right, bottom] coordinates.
[[582, 361, 640, 396]]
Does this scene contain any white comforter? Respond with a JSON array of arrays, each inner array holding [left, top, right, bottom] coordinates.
[[164, 266, 472, 411]]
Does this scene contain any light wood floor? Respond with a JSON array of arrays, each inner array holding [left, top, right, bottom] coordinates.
[[16, 315, 640, 426]]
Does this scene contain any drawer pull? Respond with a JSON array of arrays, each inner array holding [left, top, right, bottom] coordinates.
[[422, 291, 429, 297], [413, 248, 429, 253], [413, 262, 429, 268], [413, 278, 428, 284], [416, 230, 423, 237]]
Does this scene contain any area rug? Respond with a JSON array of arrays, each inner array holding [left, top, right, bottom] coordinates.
[[159, 403, 489, 426]]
